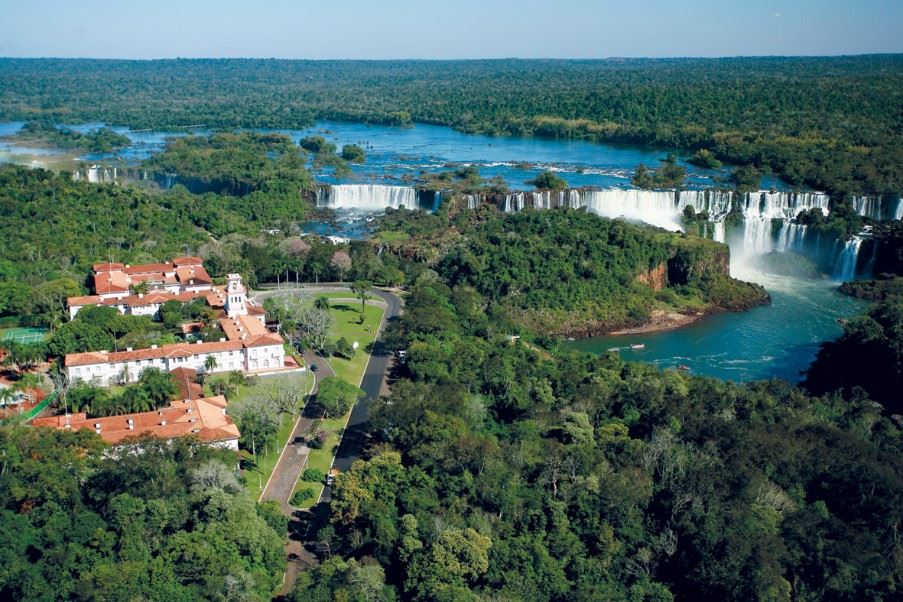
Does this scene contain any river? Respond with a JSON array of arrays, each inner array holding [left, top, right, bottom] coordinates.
[[566, 266, 865, 382], [0, 119, 868, 382]]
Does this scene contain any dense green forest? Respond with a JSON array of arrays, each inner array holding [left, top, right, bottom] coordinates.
[[438, 210, 766, 335], [290, 277, 903, 601], [9, 121, 131, 153], [1, 57, 902, 196], [144, 131, 313, 195], [0, 430, 286, 601], [804, 291, 903, 412], [0, 163, 414, 326]]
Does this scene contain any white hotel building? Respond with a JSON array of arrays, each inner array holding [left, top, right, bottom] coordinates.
[[65, 271, 287, 387]]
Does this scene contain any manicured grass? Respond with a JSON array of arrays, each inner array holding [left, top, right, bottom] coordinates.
[[325, 301, 384, 385], [246, 292, 385, 507], [313, 292, 380, 303], [288, 297, 386, 508]]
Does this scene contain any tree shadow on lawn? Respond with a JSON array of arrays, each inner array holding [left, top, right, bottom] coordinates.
[[329, 303, 356, 314]]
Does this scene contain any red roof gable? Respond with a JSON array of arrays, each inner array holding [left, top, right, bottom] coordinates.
[[33, 396, 240, 445]]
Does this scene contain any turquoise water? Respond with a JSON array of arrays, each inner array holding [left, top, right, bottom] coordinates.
[[566, 268, 866, 382], [0, 119, 860, 381], [0, 119, 788, 191]]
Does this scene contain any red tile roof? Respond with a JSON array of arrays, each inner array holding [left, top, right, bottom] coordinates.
[[33, 396, 240, 445], [122, 263, 174, 275], [93, 262, 125, 273], [65, 340, 243, 367], [93, 271, 130, 295], [68, 290, 212, 308], [244, 333, 285, 348], [86, 258, 213, 297], [218, 315, 270, 342], [175, 265, 213, 286], [170, 367, 203, 400]]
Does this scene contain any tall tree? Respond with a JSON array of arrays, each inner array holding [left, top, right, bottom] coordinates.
[[351, 280, 372, 323]]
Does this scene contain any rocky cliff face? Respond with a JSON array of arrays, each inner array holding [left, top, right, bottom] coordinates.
[[636, 262, 668, 290]]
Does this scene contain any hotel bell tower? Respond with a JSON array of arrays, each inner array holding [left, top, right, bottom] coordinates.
[[225, 273, 248, 317]]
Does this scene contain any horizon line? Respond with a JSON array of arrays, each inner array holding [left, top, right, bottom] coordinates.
[[1, 53, 902, 62]]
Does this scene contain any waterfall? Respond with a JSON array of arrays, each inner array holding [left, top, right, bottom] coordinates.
[[532, 191, 554, 210], [462, 187, 883, 280], [486, 189, 834, 251], [775, 223, 807, 253], [713, 222, 726, 243], [316, 184, 418, 210], [862, 239, 879, 279], [464, 194, 482, 210], [73, 165, 117, 184], [852, 196, 883, 220], [852, 196, 903, 221], [580, 189, 683, 230], [740, 217, 778, 256], [503, 193, 527, 212], [833, 237, 863, 281]]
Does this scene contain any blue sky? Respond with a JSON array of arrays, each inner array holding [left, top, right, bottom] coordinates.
[[1, 0, 900, 59]]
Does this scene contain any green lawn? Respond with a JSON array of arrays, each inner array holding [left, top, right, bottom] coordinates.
[[236, 292, 384, 507], [324, 301, 384, 385], [288, 297, 386, 508], [313, 292, 380, 303]]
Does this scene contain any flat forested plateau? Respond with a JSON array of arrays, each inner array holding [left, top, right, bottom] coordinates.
[[1, 56, 902, 196]]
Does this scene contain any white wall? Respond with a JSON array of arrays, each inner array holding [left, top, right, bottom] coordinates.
[[67, 346, 255, 387]]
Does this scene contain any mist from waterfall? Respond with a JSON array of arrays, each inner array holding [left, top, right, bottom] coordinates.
[[468, 187, 883, 281]]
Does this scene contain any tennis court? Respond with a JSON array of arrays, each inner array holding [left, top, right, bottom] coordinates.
[[0, 327, 48, 344]]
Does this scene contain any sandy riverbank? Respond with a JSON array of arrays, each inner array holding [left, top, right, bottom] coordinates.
[[608, 309, 703, 336]]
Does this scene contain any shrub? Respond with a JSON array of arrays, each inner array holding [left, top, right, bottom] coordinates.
[[290, 488, 315, 506], [302, 468, 325, 482], [335, 337, 355, 359], [308, 431, 326, 449]]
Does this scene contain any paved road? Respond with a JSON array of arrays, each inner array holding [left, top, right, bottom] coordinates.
[[322, 288, 401, 502], [263, 285, 402, 599], [260, 352, 333, 515]]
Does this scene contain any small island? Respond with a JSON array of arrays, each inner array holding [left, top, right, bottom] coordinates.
[[10, 120, 131, 153]]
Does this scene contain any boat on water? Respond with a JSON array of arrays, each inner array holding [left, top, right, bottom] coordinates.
[[678, 364, 691, 371], [630, 343, 645, 349]]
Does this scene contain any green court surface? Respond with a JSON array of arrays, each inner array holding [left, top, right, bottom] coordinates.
[[0, 328, 48, 344]]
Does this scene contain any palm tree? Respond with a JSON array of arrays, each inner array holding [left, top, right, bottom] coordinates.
[[314, 297, 330, 311], [351, 280, 372, 324], [204, 355, 218, 374], [138, 368, 177, 408]]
